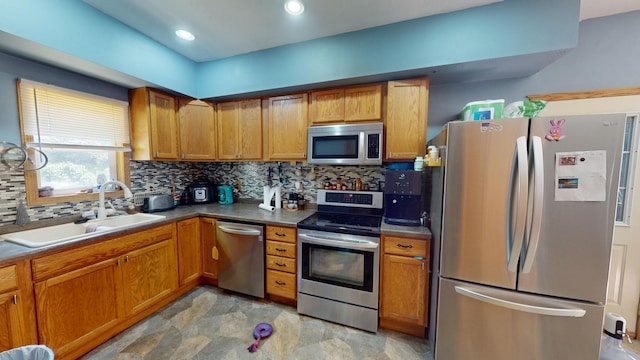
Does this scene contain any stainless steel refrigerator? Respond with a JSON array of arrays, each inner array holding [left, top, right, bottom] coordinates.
[[427, 115, 626, 360]]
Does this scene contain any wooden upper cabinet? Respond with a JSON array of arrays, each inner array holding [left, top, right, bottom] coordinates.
[[309, 85, 381, 125], [344, 84, 382, 122], [178, 99, 216, 161], [130, 88, 179, 160], [268, 93, 308, 160], [309, 89, 345, 124], [385, 78, 429, 160], [216, 99, 262, 160]]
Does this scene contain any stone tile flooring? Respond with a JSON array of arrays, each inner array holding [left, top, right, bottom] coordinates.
[[81, 286, 432, 360]]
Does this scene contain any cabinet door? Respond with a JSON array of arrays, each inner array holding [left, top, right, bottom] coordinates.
[[200, 217, 218, 282], [177, 218, 202, 286], [345, 85, 381, 122], [216, 101, 240, 160], [149, 90, 179, 159], [178, 99, 216, 160], [0, 292, 23, 352], [268, 94, 308, 160], [309, 89, 344, 124], [122, 239, 178, 316], [34, 258, 124, 356], [380, 254, 428, 326], [238, 99, 263, 160], [385, 78, 429, 160]]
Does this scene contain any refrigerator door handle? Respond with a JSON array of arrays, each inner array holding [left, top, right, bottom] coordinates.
[[507, 136, 528, 272], [522, 136, 544, 273], [454, 286, 586, 317]]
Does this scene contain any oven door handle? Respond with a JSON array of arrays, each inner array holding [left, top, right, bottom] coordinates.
[[298, 233, 379, 250]]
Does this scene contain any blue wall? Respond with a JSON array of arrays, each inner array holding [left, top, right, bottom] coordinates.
[[0, 52, 128, 144], [0, 0, 579, 99], [426, 10, 640, 139]]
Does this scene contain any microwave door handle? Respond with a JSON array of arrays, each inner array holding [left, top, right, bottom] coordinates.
[[298, 233, 379, 250], [358, 131, 366, 161]]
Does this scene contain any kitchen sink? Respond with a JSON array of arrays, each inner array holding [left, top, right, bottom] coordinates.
[[0, 213, 166, 248]]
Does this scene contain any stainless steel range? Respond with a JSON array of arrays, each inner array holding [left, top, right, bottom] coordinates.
[[297, 189, 383, 333]]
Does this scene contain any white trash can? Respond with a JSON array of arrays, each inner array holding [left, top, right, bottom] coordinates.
[[0, 345, 54, 360]]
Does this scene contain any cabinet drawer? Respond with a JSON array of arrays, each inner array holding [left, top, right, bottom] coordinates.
[[0, 265, 18, 293], [266, 255, 296, 274], [383, 236, 429, 257], [266, 269, 296, 299], [266, 226, 296, 243], [266, 240, 296, 259]]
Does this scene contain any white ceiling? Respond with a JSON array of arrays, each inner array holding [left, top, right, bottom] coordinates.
[[83, 0, 640, 63]]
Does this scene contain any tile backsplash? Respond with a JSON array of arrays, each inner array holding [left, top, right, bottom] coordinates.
[[0, 160, 392, 227]]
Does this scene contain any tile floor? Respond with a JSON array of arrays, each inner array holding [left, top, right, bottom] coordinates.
[[81, 286, 433, 360]]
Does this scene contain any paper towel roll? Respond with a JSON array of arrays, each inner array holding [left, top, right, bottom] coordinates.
[[258, 203, 275, 212], [275, 186, 282, 209]]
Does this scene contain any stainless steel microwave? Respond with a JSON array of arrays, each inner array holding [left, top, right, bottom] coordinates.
[[307, 122, 383, 165]]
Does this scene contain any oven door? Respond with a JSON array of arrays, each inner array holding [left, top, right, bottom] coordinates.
[[298, 229, 379, 309]]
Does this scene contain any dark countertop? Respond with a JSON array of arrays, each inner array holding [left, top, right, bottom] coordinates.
[[0, 201, 432, 266]]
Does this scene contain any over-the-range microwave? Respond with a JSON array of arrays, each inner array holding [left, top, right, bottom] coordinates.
[[307, 122, 383, 165]]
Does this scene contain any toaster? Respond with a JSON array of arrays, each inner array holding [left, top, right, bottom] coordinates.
[[142, 194, 176, 213]]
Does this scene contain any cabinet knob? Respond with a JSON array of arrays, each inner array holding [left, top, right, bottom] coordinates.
[[275, 232, 286, 237], [275, 262, 287, 267], [12, 294, 17, 305], [125, 255, 129, 263], [275, 248, 287, 253], [117, 258, 121, 267], [275, 280, 286, 286]]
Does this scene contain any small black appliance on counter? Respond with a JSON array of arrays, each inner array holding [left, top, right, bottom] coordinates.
[[383, 170, 426, 226], [188, 181, 216, 204]]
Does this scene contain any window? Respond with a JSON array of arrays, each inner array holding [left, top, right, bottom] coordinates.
[[616, 114, 639, 225], [17, 79, 131, 205]]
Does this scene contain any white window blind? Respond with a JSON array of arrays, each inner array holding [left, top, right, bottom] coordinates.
[[19, 79, 131, 151]]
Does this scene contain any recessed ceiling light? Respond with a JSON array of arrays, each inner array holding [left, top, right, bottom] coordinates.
[[284, 0, 304, 15], [175, 29, 195, 41]]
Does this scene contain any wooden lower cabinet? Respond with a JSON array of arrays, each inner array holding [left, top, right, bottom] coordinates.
[[31, 223, 179, 359], [0, 261, 37, 352], [177, 218, 203, 287], [265, 225, 297, 302], [35, 258, 124, 356], [121, 239, 178, 315], [200, 217, 218, 284], [379, 235, 430, 337]]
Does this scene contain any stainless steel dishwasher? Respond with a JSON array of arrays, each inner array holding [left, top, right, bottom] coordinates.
[[216, 221, 265, 298]]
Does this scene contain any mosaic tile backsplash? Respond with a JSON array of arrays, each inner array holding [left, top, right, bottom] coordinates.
[[0, 160, 393, 227]]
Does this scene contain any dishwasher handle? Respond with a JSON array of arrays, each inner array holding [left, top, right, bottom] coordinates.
[[218, 225, 262, 237]]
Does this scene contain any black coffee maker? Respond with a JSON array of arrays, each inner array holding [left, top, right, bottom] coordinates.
[[383, 170, 426, 226]]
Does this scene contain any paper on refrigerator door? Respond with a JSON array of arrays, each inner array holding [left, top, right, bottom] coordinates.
[[554, 150, 607, 201]]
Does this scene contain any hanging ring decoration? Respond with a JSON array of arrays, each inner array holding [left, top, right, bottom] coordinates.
[[0, 141, 27, 171], [0, 141, 48, 172], [22, 145, 48, 172]]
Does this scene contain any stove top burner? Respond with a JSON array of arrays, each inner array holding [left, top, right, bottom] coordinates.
[[298, 212, 382, 236]]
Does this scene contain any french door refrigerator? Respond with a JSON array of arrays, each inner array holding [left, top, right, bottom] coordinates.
[[428, 115, 626, 360]]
